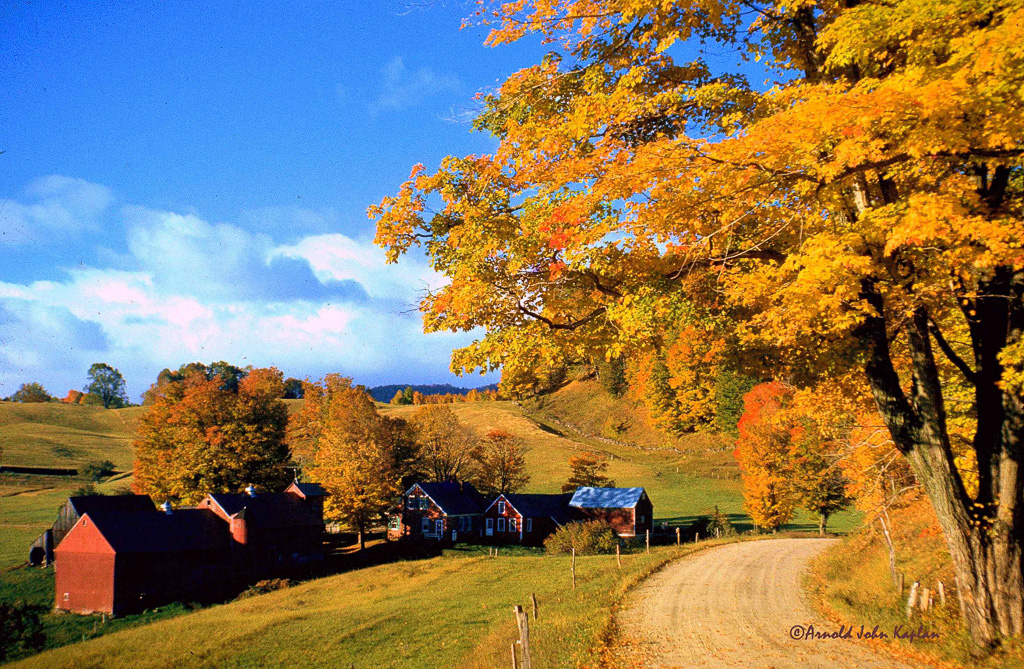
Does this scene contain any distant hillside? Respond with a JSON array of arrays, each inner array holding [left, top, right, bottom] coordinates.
[[367, 383, 498, 403], [0, 402, 142, 471]]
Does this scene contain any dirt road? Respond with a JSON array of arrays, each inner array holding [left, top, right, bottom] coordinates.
[[615, 538, 913, 668]]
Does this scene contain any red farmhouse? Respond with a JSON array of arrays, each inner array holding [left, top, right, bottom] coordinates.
[[387, 482, 485, 542], [568, 487, 653, 538], [481, 493, 572, 545]]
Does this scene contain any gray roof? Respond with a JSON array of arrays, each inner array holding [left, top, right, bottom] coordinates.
[[498, 493, 573, 525], [289, 482, 329, 497], [568, 487, 647, 509], [412, 482, 486, 516]]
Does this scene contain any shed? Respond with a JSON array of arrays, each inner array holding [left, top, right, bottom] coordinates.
[[568, 487, 653, 537]]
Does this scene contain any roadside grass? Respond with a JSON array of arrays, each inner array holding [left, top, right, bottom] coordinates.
[[807, 497, 1024, 668], [11, 540, 736, 669], [0, 403, 141, 471]]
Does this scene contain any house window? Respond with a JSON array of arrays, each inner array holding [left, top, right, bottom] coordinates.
[[407, 496, 415, 509], [63, 592, 69, 602], [497, 518, 506, 532], [526, 518, 533, 532], [497, 500, 506, 514], [509, 518, 516, 532], [639, 515, 645, 523], [389, 516, 401, 530], [422, 518, 431, 534], [419, 497, 429, 510]]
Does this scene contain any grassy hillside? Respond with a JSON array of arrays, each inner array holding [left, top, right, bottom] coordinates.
[[0, 402, 142, 471], [11, 540, 740, 669]]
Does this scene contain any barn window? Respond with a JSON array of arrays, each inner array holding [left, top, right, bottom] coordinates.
[[63, 592, 69, 602], [422, 518, 431, 534], [639, 515, 645, 523], [497, 518, 505, 532], [498, 501, 506, 514], [526, 518, 533, 532]]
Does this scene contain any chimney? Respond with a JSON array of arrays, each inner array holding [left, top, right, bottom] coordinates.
[[245, 484, 256, 497], [161, 501, 173, 514]]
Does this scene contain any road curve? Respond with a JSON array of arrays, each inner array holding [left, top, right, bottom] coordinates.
[[614, 538, 912, 668]]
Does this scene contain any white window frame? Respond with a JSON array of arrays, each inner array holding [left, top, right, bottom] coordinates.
[[498, 517, 506, 532], [526, 518, 533, 532], [508, 517, 516, 532], [498, 500, 506, 514], [421, 517, 431, 534]]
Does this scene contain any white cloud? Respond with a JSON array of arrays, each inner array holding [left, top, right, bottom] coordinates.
[[374, 56, 461, 111], [0, 175, 113, 245], [0, 193, 490, 398]]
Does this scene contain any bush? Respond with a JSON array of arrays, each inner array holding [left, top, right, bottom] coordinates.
[[0, 601, 45, 662], [238, 578, 294, 599], [544, 520, 617, 555], [9, 383, 52, 403], [82, 459, 117, 482], [72, 484, 102, 497], [691, 506, 737, 539]]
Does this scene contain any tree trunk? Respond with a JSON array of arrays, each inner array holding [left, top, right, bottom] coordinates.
[[819, 512, 827, 536], [861, 285, 1024, 650], [358, 522, 365, 551]]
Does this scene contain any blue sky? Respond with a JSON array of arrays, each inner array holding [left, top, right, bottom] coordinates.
[[0, 0, 549, 400]]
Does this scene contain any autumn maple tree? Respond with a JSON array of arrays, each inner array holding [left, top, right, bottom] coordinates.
[[134, 367, 292, 504], [474, 429, 530, 495], [409, 404, 480, 482], [372, 0, 1024, 647], [562, 452, 615, 492], [289, 375, 417, 549]]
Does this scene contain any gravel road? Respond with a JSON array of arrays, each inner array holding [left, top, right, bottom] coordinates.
[[615, 538, 913, 668]]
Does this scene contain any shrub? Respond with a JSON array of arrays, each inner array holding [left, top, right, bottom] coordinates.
[[82, 459, 117, 482], [544, 520, 617, 555], [238, 578, 294, 599], [72, 484, 102, 497], [691, 506, 737, 539], [0, 601, 45, 662]]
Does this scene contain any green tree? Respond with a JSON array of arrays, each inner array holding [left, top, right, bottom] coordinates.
[[9, 383, 52, 403], [0, 602, 45, 662], [85, 362, 128, 409], [81, 459, 116, 482]]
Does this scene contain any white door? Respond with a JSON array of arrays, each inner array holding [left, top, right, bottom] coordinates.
[[486, 518, 493, 536], [435, 519, 444, 539]]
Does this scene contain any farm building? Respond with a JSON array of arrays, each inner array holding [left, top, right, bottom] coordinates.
[[54, 482, 328, 616], [55, 508, 232, 616], [568, 487, 653, 538], [28, 494, 157, 566], [481, 493, 573, 545], [197, 481, 328, 577], [387, 481, 486, 542]]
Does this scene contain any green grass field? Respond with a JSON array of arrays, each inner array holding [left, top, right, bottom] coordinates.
[[0, 388, 861, 666], [11, 540, 740, 669], [0, 402, 141, 472]]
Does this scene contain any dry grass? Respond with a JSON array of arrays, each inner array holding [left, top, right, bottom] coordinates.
[[807, 497, 1024, 668]]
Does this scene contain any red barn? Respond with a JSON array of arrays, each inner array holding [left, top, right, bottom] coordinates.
[[29, 495, 156, 566], [197, 481, 327, 577], [568, 487, 653, 538], [387, 482, 485, 542], [481, 493, 572, 545], [54, 508, 230, 616]]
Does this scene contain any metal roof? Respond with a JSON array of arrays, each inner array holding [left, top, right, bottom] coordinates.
[[410, 482, 486, 516], [568, 487, 647, 509]]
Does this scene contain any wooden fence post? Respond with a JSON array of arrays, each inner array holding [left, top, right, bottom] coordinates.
[[572, 548, 577, 589], [616, 543, 622, 570], [646, 530, 650, 554], [695, 532, 700, 542], [920, 587, 931, 612], [906, 582, 919, 619], [531, 592, 538, 620], [938, 582, 946, 606], [676, 527, 680, 546], [514, 605, 532, 669], [511, 641, 518, 669]]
